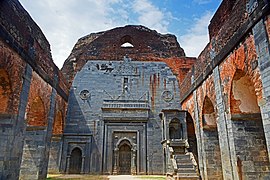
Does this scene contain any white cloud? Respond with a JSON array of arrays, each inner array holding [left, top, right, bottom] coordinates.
[[132, 0, 169, 33], [20, 0, 127, 68], [19, 0, 171, 68], [178, 11, 213, 57]]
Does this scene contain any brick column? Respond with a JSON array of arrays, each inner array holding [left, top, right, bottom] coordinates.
[[213, 67, 237, 180], [253, 18, 270, 162], [192, 87, 205, 180], [9, 64, 33, 180], [20, 75, 58, 180], [39, 85, 57, 179]]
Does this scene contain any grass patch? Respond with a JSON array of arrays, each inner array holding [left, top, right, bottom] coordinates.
[[46, 174, 108, 180]]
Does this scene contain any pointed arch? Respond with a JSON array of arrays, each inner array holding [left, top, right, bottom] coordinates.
[[230, 69, 260, 114], [186, 112, 198, 164], [229, 69, 270, 178], [27, 96, 47, 126], [201, 96, 223, 179], [120, 35, 134, 48], [69, 147, 82, 174], [202, 96, 217, 130], [53, 110, 63, 135], [118, 139, 132, 175], [0, 69, 12, 113], [169, 118, 183, 139]]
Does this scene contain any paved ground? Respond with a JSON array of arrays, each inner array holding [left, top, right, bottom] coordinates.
[[108, 175, 137, 180], [47, 174, 166, 180]]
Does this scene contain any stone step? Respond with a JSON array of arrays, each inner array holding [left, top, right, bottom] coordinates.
[[177, 168, 196, 173], [175, 155, 190, 161], [174, 176, 200, 180], [176, 172, 199, 177], [177, 163, 194, 168]]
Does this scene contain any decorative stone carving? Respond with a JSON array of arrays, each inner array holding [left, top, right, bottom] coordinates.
[[162, 90, 174, 102], [79, 90, 90, 100]]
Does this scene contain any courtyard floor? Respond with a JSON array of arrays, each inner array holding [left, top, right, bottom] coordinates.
[[47, 174, 166, 180]]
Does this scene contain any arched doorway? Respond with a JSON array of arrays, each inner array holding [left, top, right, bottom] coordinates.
[[186, 112, 198, 163], [169, 118, 183, 139], [69, 148, 82, 174], [202, 96, 223, 179], [119, 143, 131, 174], [230, 70, 270, 179]]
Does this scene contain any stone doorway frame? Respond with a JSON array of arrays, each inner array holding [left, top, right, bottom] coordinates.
[[66, 146, 85, 174], [113, 137, 137, 175]]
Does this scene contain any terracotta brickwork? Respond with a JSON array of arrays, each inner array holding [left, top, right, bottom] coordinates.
[[26, 72, 52, 126], [180, 0, 270, 179], [0, 0, 69, 179], [61, 25, 196, 86], [0, 40, 26, 114], [1, 0, 270, 179], [219, 35, 263, 114], [209, 0, 247, 54], [53, 94, 67, 135]]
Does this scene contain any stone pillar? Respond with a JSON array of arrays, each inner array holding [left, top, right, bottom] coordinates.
[[39, 86, 57, 179], [81, 156, 85, 174], [252, 18, 270, 162], [183, 112, 188, 140], [113, 148, 119, 175], [48, 135, 62, 174], [20, 77, 58, 180], [192, 88, 205, 180], [20, 126, 47, 180], [213, 67, 236, 180], [66, 156, 71, 173], [131, 149, 137, 175], [4, 64, 33, 180]]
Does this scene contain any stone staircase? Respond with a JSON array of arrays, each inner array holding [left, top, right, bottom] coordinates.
[[174, 154, 200, 180]]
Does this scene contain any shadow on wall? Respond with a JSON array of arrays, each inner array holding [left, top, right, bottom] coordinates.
[[230, 69, 270, 179], [60, 89, 101, 174]]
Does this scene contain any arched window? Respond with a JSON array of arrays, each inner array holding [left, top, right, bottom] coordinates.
[[202, 96, 217, 130], [120, 35, 134, 48], [169, 118, 183, 139]]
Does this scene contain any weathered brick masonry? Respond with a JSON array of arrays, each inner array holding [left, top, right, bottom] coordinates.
[[1, 0, 270, 179], [59, 23, 197, 175], [61, 25, 196, 86], [0, 0, 68, 179], [181, 0, 270, 179]]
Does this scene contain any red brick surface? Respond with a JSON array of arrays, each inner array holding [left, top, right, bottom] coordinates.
[[26, 72, 52, 126], [0, 40, 26, 114], [53, 94, 67, 135], [61, 25, 195, 86]]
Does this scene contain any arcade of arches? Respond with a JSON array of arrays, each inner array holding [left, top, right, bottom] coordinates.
[[1, 0, 270, 180]]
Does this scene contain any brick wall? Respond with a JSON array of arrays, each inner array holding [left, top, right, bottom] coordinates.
[[0, 0, 69, 179]]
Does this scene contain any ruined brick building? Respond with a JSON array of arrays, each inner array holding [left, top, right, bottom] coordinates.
[[0, 0, 270, 179]]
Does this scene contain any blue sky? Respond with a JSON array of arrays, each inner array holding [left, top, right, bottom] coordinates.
[[19, 0, 222, 68]]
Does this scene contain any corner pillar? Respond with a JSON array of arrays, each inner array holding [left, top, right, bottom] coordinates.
[[192, 86, 205, 180], [253, 18, 270, 162], [213, 67, 237, 180]]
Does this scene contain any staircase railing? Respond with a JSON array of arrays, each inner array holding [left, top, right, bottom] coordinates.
[[188, 152, 200, 176]]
